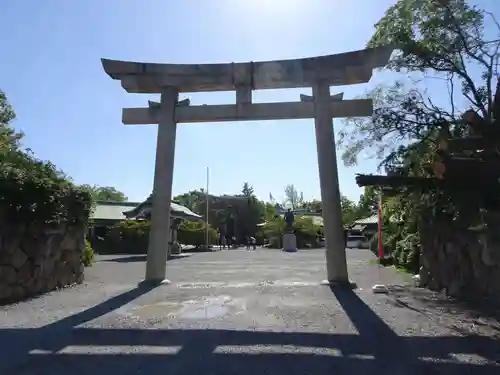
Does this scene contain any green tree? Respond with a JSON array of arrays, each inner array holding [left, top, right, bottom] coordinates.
[[0, 89, 93, 267], [340, 195, 358, 225], [174, 189, 204, 212], [356, 186, 379, 218], [174, 184, 267, 241], [241, 182, 254, 197], [81, 185, 128, 202], [239, 182, 265, 237], [302, 199, 322, 213], [0, 89, 22, 152], [338, 0, 500, 274], [283, 184, 304, 209], [338, 0, 500, 167], [260, 215, 322, 248], [263, 202, 278, 220]]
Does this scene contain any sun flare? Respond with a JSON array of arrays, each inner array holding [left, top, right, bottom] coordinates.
[[226, 0, 306, 17]]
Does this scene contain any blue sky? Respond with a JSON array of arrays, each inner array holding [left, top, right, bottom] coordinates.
[[1, 0, 497, 204]]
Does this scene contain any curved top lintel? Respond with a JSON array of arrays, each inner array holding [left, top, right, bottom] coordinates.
[[101, 45, 394, 93]]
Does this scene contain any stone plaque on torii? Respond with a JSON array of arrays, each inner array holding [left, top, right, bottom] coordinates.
[[101, 46, 393, 286]]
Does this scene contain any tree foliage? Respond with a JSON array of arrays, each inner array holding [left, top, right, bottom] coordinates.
[[340, 195, 358, 225], [178, 220, 218, 246], [0, 90, 92, 226], [259, 215, 322, 248], [98, 219, 218, 254], [81, 185, 128, 202], [168, 182, 370, 246], [283, 184, 304, 209], [357, 186, 379, 217], [302, 199, 322, 213], [173, 183, 265, 242], [241, 182, 254, 197], [339, 0, 500, 272], [369, 0, 498, 120], [0, 89, 21, 152], [339, 0, 500, 168]]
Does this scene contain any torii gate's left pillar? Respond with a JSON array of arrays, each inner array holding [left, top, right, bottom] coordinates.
[[145, 87, 178, 283]]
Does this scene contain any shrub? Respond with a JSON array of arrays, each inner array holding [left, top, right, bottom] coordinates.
[[105, 220, 150, 254], [393, 233, 420, 273], [0, 149, 92, 227], [82, 238, 94, 266], [0, 148, 92, 270], [369, 231, 397, 259], [260, 216, 323, 248], [178, 220, 218, 246], [260, 217, 285, 239], [294, 217, 320, 248], [100, 219, 218, 254], [1, 90, 92, 274]]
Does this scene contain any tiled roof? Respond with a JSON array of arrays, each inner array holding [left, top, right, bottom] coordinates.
[[171, 201, 202, 219], [122, 195, 202, 221], [354, 215, 378, 225], [92, 201, 140, 221], [350, 224, 367, 231], [92, 200, 201, 221]]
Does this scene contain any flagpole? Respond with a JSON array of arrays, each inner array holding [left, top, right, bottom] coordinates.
[[205, 167, 209, 250]]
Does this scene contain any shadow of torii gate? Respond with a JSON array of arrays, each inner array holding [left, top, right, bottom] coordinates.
[[1, 285, 498, 374], [101, 46, 393, 284]]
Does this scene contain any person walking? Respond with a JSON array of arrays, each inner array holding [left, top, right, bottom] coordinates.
[[220, 232, 227, 250], [250, 236, 256, 250]]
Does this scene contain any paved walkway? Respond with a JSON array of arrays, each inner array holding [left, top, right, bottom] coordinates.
[[1, 249, 499, 374]]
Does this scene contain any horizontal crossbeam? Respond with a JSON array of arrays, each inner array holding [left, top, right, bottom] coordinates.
[[102, 46, 393, 93], [121, 99, 373, 125]]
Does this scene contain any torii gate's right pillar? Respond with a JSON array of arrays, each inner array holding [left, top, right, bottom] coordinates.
[[313, 81, 349, 285]]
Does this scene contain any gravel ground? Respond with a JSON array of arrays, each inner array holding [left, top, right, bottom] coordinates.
[[1, 248, 499, 374]]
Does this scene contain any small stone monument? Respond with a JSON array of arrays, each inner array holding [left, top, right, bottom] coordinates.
[[282, 208, 297, 252]]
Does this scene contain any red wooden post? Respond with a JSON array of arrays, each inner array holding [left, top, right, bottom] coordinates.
[[377, 191, 384, 259]]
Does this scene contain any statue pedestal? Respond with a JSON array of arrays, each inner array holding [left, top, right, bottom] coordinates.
[[170, 242, 181, 255], [282, 233, 297, 252]]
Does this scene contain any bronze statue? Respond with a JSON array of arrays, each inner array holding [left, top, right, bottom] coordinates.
[[284, 208, 295, 231]]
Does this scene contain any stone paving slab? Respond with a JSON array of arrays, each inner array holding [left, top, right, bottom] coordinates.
[[1, 249, 499, 374]]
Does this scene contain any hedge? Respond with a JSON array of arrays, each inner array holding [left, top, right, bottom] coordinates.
[[259, 216, 323, 248], [1, 149, 94, 266], [1, 88, 93, 267], [96, 219, 218, 254], [369, 231, 420, 273], [177, 220, 218, 246], [0, 149, 92, 226]]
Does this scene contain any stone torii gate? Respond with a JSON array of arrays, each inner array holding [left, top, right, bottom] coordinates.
[[101, 46, 392, 285]]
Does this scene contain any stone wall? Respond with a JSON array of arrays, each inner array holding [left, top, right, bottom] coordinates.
[[0, 224, 85, 304], [419, 219, 500, 302]]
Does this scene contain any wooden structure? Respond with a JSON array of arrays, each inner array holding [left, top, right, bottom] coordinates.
[[349, 215, 378, 238], [102, 46, 393, 284]]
